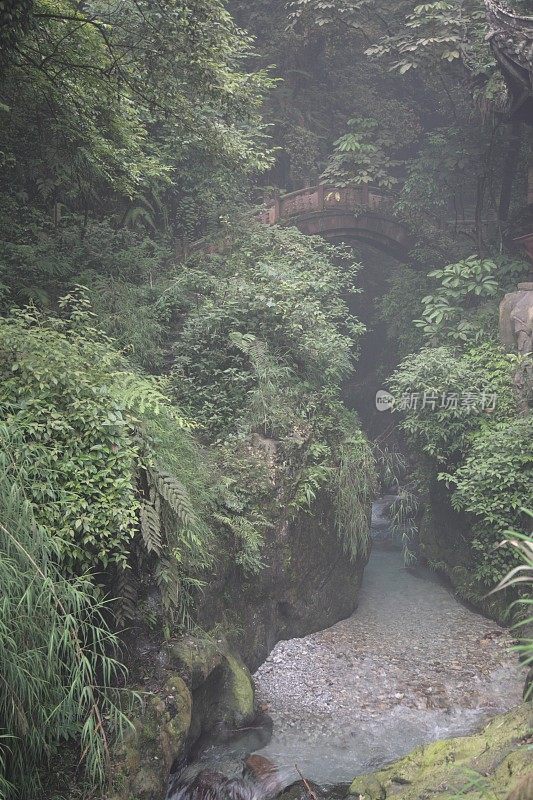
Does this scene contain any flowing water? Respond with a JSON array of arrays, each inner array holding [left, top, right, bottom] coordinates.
[[249, 497, 525, 786]]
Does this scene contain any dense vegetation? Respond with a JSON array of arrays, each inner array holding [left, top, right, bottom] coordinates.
[[0, 0, 531, 797]]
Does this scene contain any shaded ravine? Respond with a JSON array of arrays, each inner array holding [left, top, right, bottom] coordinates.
[[250, 497, 525, 787]]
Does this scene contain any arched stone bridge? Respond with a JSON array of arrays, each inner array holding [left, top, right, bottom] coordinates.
[[257, 184, 411, 257]]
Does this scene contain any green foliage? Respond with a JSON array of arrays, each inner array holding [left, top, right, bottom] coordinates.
[[366, 1, 498, 79], [0, 0, 274, 258], [170, 224, 374, 555], [3, 0, 531, 793], [490, 515, 533, 695], [0, 303, 140, 572], [389, 484, 421, 566], [416, 256, 499, 342], [0, 427, 134, 799], [0, 291, 216, 625], [390, 337, 530, 586], [171, 223, 363, 435], [376, 266, 431, 358], [389, 342, 519, 459], [284, 125, 322, 185], [213, 437, 275, 575], [0, 0, 33, 65], [286, 0, 371, 30], [321, 117, 401, 189], [444, 417, 533, 586], [394, 128, 488, 231], [335, 424, 378, 560]]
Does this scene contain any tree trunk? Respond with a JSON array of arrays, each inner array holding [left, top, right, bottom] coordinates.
[[498, 122, 523, 222]]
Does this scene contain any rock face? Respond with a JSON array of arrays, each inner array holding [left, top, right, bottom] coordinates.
[[348, 704, 532, 800], [110, 464, 371, 797], [109, 638, 256, 800], [417, 472, 509, 621], [500, 282, 533, 402], [499, 282, 533, 356], [196, 490, 369, 671]]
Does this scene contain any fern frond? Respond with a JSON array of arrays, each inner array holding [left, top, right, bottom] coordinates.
[[154, 556, 180, 618], [151, 468, 198, 530], [139, 499, 162, 555], [115, 565, 138, 626], [111, 371, 194, 428]]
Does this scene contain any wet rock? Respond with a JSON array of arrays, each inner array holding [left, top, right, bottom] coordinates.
[[195, 482, 370, 671], [348, 705, 532, 800], [162, 636, 224, 690], [109, 675, 192, 800], [109, 639, 256, 800], [507, 773, 533, 800]]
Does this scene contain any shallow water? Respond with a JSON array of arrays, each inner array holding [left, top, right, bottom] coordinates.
[[251, 497, 525, 787]]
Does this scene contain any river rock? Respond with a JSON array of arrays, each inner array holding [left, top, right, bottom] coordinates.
[[109, 638, 256, 800], [347, 704, 532, 800], [109, 675, 192, 800]]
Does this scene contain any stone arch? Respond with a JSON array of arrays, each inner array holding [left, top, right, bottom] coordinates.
[[257, 185, 411, 258]]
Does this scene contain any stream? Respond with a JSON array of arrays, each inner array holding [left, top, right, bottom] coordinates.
[[250, 496, 525, 786], [175, 497, 525, 792]]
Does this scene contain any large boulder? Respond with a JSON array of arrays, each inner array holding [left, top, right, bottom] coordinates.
[[348, 704, 532, 800], [109, 675, 192, 800], [500, 282, 533, 402], [499, 282, 533, 356], [109, 637, 256, 800]]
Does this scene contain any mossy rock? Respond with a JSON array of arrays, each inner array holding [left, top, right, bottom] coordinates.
[[188, 645, 256, 741], [220, 652, 255, 721], [162, 635, 224, 690], [348, 705, 532, 800], [109, 674, 192, 800]]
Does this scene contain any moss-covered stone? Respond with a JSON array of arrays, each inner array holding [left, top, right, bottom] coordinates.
[[162, 636, 224, 690], [348, 705, 532, 800], [109, 674, 192, 800], [220, 652, 255, 721], [107, 636, 256, 800]]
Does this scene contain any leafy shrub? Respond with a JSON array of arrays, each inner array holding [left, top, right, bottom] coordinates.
[[390, 337, 530, 586], [0, 303, 139, 572], [171, 223, 363, 435], [376, 265, 431, 358], [170, 224, 375, 555], [0, 428, 133, 798], [446, 417, 533, 586], [321, 117, 400, 189], [0, 213, 175, 370], [415, 256, 499, 342], [0, 292, 215, 624], [389, 342, 519, 460]]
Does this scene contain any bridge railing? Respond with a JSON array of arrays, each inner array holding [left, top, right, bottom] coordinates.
[[257, 184, 394, 225]]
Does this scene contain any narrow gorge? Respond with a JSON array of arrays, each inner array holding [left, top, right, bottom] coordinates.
[[0, 2, 531, 800]]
